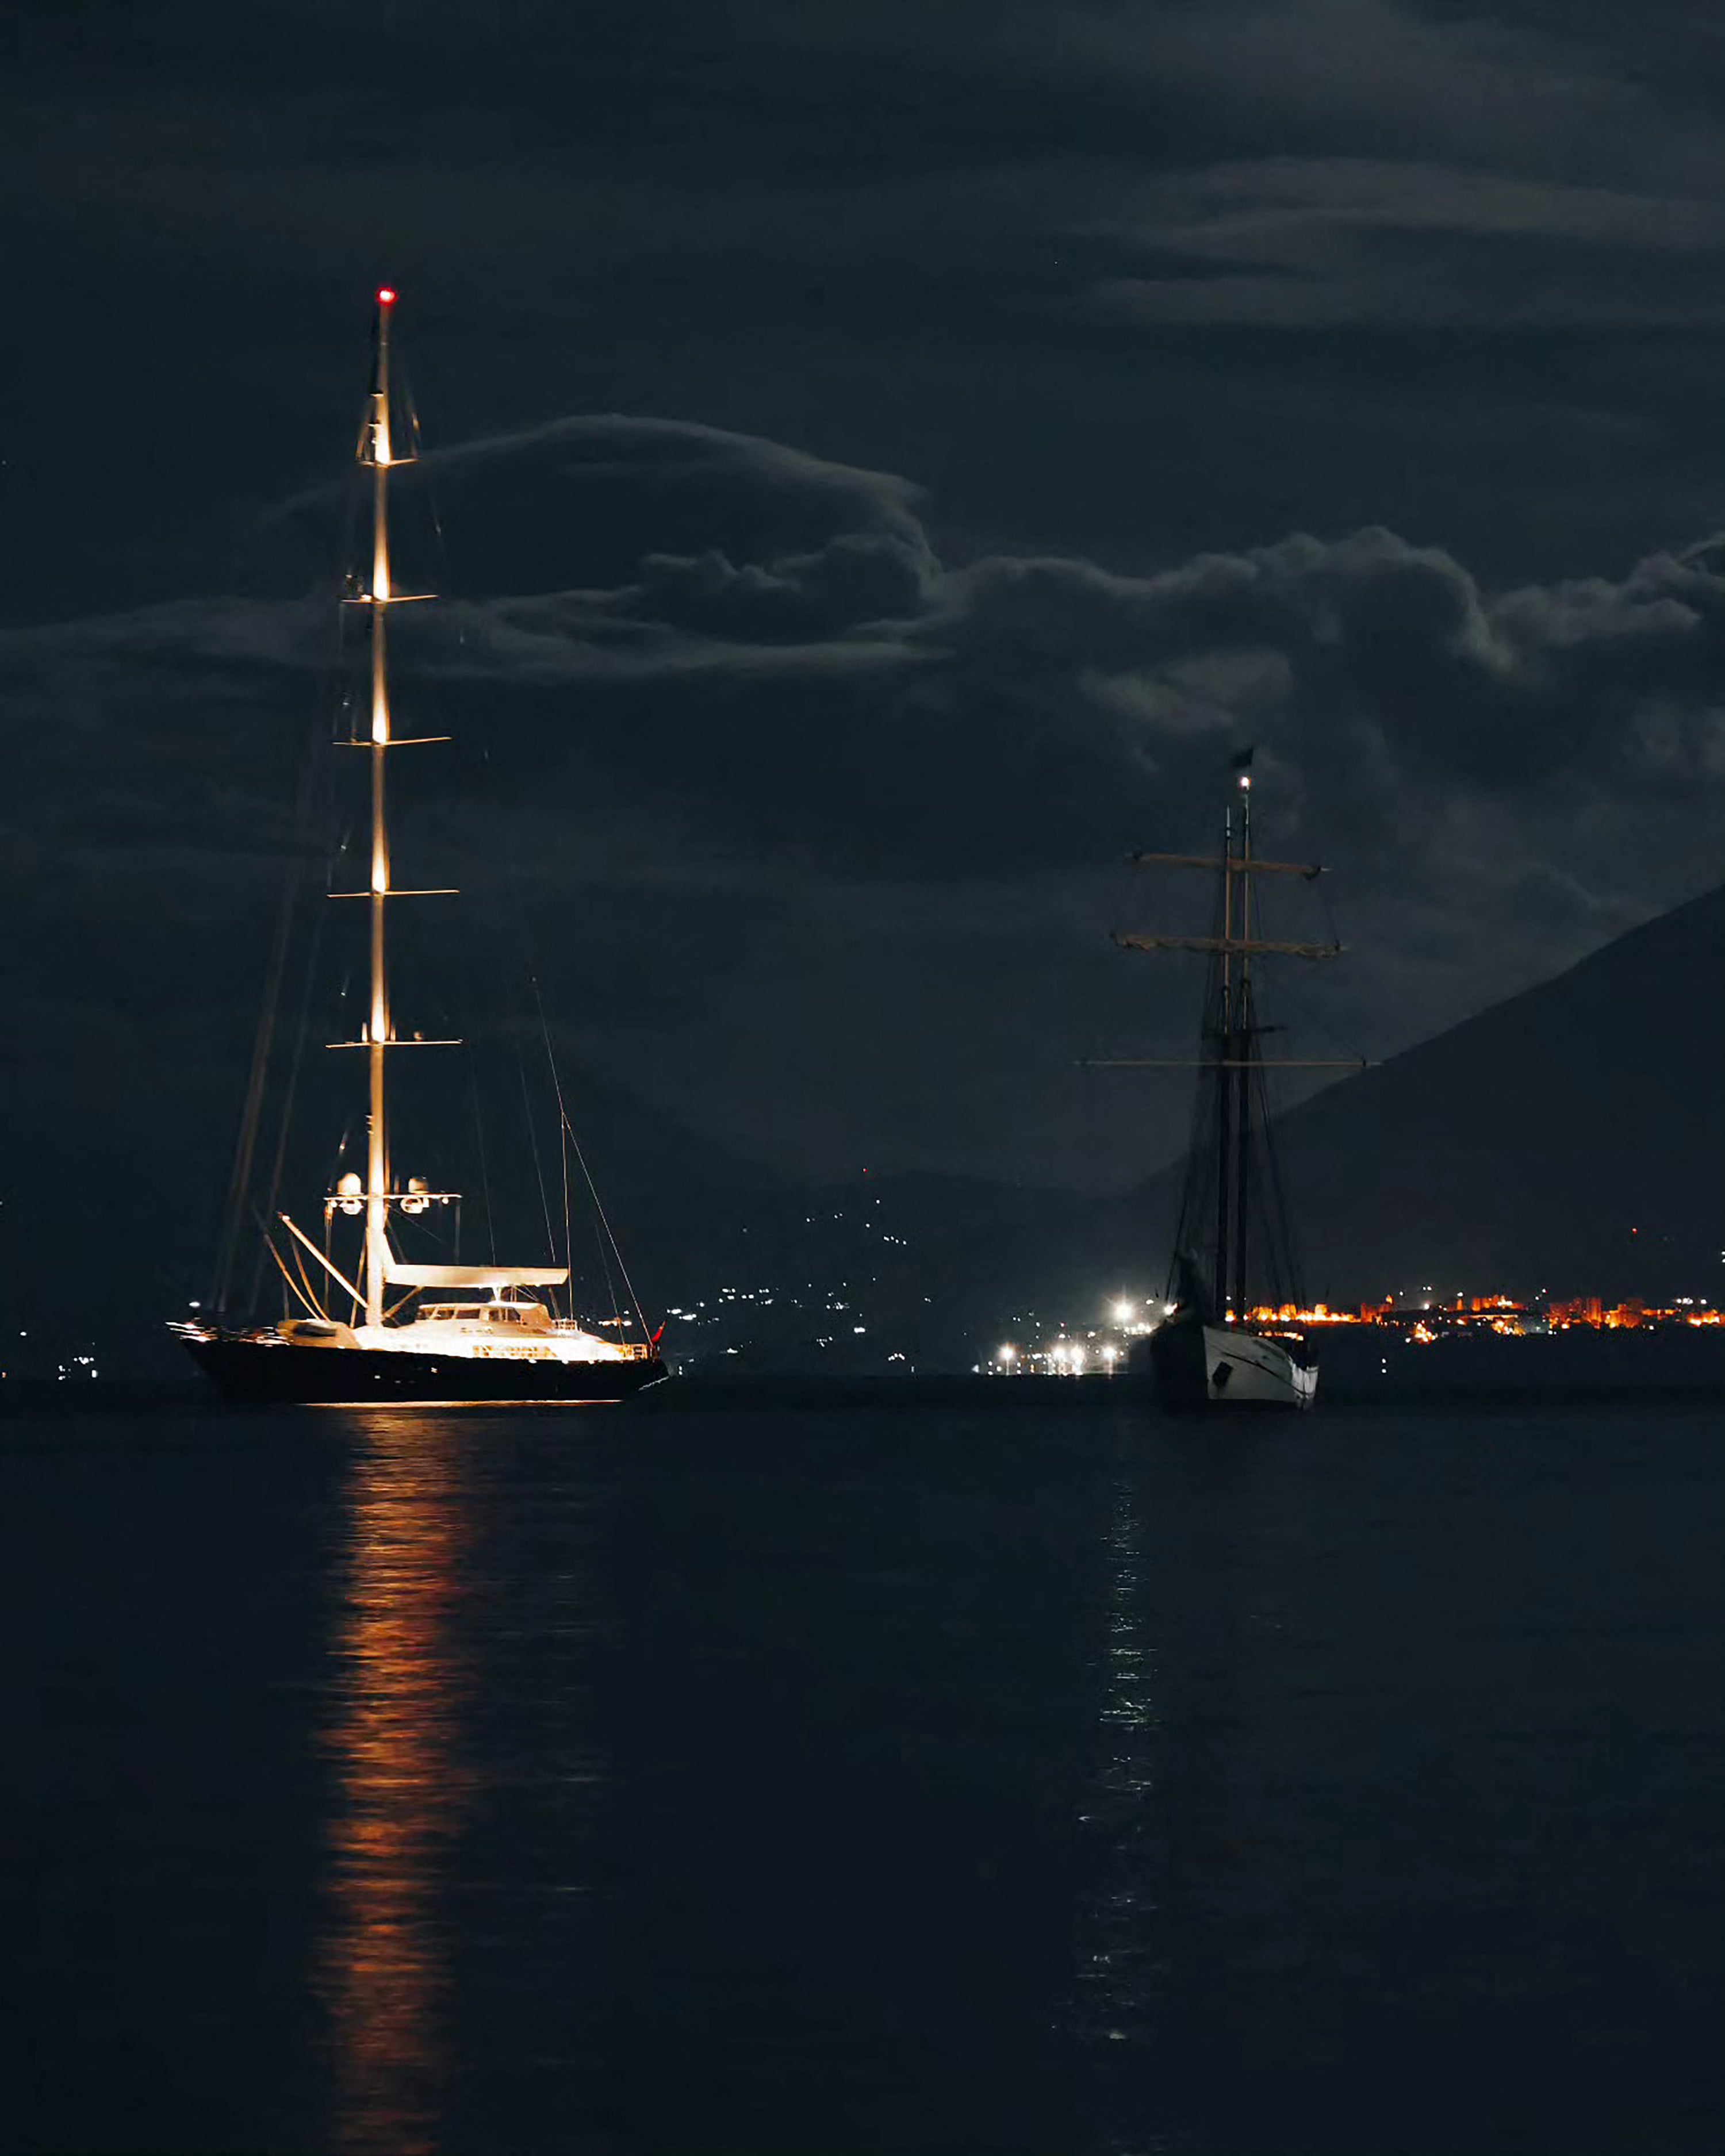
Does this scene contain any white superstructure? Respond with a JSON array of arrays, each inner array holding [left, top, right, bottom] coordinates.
[[279, 1295, 632, 1363]]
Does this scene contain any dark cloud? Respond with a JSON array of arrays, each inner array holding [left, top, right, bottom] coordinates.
[[16, 417, 1725, 858], [369, 429, 1725, 902], [6, 0, 1723, 637], [7, 417, 1722, 1108]]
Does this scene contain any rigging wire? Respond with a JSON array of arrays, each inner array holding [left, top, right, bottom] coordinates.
[[1255, 1056, 1305, 1310], [223, 435, 363, 1317], [1167, 837, 1232, 1300], [214, 556, 355, 1314], [288, 1234, 328, 1322], [266, 1238, 322, 1320], [213, 876, 296, 1310], [531, 976, 579, 1315], [467, 1051, 498, 1265], [558, 1094, 651, 1348], [428, 419, 655, 1344], [531, 976, 630, 1336], [1259, 879, 1371, 1068], [1269, 983, 1372, 1069], [404, 385, 452, 570], [514, 1029, 561, 1267], [245, 820, 336, 1315], [1260, 864, 1371, 1065], [589, 1174, 626, 1336], [254, 1209, 322, 1321], [209, 352, 366, 1314]]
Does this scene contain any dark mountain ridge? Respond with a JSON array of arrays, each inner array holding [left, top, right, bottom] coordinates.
[[1267, 880, 1723, 1303], [13, 886, 1717, 1376], [758, 880, 1725, 1353]]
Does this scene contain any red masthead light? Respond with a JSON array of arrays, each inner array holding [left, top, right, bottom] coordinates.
[[377, 286, 397, 306]]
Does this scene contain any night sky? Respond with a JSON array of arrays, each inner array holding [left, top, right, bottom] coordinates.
[[5, 0, 1724, 1338]]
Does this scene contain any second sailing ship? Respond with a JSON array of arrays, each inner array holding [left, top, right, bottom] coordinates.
[[1113, 751, 1355, 1411]]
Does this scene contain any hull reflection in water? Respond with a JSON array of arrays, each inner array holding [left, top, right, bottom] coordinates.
[[321, 1415, 472, 2156]]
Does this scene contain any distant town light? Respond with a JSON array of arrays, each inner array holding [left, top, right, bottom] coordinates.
[[997, 1344, 1017, 1364], [1111, 1298, 1136, 1325]]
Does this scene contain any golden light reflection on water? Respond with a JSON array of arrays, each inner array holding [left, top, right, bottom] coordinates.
[[321, 1413, 473, 2156]]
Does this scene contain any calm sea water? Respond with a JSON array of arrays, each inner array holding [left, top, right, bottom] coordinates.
[[2, 1396, 1720, 2155]]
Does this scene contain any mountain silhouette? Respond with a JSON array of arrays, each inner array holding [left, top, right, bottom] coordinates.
[[808, 881, 1725, 1349], [14, 886, 1716, 1376], [1269, 880, 1724, 1303]]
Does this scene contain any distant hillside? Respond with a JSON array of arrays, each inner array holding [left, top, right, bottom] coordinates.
[[1266, 881, 1723, 1301], [17, 887, 1718, 1376], [623, 883, 1725, 1352]]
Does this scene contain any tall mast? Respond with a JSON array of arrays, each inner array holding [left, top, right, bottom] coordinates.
[[1213, 798, 1233, 1317], [363, 288, 398, 1328], [1232, 765, 1254, 1322]]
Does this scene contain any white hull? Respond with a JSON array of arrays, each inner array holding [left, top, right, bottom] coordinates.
[[1201, 1325, 1317, 1409], [1145, 1315, 1318, 1411]]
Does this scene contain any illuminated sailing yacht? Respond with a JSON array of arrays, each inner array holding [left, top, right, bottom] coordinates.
[[1110, 751, 1352, 1411], [176, 290, 665, 1405]]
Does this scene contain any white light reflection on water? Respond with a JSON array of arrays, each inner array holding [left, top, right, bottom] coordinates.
[[319, 1413, 474, 2156], [1071, 1461, 1179, 2156]]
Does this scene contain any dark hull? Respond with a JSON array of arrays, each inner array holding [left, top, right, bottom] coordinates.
[[183, 1334, 667, 1406], [1137, 1315, 1211, 1411]]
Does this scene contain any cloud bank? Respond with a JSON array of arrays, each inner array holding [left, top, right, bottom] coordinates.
[[3, 414, 1721, 1194]]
